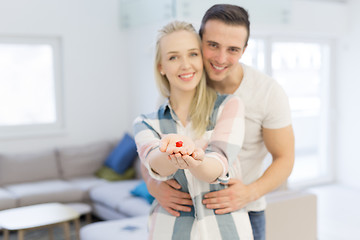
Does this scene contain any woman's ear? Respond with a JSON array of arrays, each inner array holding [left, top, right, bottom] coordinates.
[[158, 64, 165, 75]]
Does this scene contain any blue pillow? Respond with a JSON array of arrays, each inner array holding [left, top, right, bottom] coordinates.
[[105, 133, 138, 174], [130, 181, 155, 204]]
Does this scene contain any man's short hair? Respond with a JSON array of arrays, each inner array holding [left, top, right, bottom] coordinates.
[[199, 4, 250, 47]]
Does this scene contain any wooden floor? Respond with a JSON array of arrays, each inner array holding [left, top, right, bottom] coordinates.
[[308, 184, 360, 240]]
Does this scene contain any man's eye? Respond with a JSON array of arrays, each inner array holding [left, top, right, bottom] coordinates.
[[209, 43, 217, 48], [229, 48, 240, 53], [190, 52, 198, 57]]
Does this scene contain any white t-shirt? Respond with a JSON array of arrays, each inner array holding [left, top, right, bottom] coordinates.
[[235, 63, 292, 211]]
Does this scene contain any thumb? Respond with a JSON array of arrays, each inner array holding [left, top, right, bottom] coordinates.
[[221, 178, 242, 186], [159, 137, 170, 152]]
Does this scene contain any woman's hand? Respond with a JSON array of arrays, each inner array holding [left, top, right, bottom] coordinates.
[[159, 134, 195, 156], [168, 147, 205, 169]]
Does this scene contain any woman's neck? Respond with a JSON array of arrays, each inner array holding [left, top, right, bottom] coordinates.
[[169, 91, 194, 126]]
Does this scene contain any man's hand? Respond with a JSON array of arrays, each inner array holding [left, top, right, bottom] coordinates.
[[147, 178, 193, 217], [202, 178, 257, 214]]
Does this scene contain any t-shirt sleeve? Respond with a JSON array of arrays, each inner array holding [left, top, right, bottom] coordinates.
[[205, 95, 245, 184], [132, 115, 174, 181], [263, 81, 292, 129]]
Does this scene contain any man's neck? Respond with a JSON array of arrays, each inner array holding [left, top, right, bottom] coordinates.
[[209, 63, 244, 94]]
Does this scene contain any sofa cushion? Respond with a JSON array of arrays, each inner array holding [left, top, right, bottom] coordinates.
[[89, 180, 150, 217], [67, 177, 107, 201], [57, 141, 112, 179], [117, 194, 151, 217], [0, 188, 17, 210], [92, 203, 129, 220], [5, 180, 84, 206], [0, 150, 59, 186], [104, 133, 138, 174], [130, 181, 154, 204], [96, 166, 135, 181]]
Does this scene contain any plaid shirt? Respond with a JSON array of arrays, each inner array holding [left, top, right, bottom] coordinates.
[[133, 94, 253, 240]]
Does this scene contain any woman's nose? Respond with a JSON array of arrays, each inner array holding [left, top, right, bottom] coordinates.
[[181, 57, 191, 69]]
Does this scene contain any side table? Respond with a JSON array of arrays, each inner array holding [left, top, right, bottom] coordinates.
[[0, 202, 80, 240], [65, 202, 92, 224]]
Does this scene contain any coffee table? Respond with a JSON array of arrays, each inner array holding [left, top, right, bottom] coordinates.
[[0, 202, 80, 240]]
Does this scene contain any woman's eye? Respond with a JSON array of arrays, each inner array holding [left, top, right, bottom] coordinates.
[[190, 52, 198, 57], [169, 56, 177, 60]]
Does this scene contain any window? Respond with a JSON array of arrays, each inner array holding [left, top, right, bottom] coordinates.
[[0, 37, 63, 138], [242, 38, 333, 187]]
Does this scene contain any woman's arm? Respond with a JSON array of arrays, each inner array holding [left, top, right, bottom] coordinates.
[[133, 116, 178, 179], [147, 146, 178, 177]]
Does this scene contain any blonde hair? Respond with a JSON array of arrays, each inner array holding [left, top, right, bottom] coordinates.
[[154, 21, 217, 138]]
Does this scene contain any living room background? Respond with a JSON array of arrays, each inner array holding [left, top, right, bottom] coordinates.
[[0, 0, 360, 190]]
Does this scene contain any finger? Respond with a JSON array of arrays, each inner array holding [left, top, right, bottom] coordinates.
[[203, 188, 229, 199], [172, 190, 192, 200], [192, 148, 204, 160], [167, 145, 178, 154], [214, 207, 233, 215], [159, 136, 170, 152], [169, 203, 192, 212], [186, 145, 195, 155], [166, 179, 182, 190], [204, 201, 229, 210], [164, 207, 180, 217], [171, 197, 193, 206], [178, 147, 188, 155], [224, 178, 241, 185], [168, 154, 178, 166], [182, 155, 198, 168], [175, 153, 188, 169], [203, 196, 230, 205]]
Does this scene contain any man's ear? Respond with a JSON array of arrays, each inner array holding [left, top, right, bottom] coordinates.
[[242, 45, 247, 54]]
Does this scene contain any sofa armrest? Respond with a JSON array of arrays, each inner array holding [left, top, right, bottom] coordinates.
[[265, 190, 317, 240]]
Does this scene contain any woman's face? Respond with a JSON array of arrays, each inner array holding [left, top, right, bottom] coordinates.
[[158, 30, 203, 95]]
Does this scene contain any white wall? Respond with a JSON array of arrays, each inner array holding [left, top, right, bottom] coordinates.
[[1, 0, 359, 189], [336, 0, 360, 188], [0, 0, 130, 152]]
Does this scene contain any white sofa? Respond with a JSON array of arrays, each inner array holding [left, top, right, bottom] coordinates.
[[0, 140, 131, 211]]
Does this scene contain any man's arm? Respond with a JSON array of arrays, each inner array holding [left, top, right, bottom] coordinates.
[[141, 164, 193, 217], [202, 125, 295, 214]]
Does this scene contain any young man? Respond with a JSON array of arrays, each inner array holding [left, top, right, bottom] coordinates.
[[142, 4, 295, 240]]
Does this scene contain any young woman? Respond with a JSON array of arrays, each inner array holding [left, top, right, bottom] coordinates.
[[133, 21, 253, 240]]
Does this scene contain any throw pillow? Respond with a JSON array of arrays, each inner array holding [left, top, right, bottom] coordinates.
[[104, 133, 138, 174], [130, 181, 155, 204], [95, 166, 135, 181]]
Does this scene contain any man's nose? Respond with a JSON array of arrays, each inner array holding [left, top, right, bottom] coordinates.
[[214, 49, 226, 64]]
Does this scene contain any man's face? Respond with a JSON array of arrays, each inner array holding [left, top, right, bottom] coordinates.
[[201, 20, 248, 82]]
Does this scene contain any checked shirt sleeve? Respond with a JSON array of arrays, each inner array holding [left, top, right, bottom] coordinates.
[[132, 115, 174, 181], [205, 95, 245, 184]]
